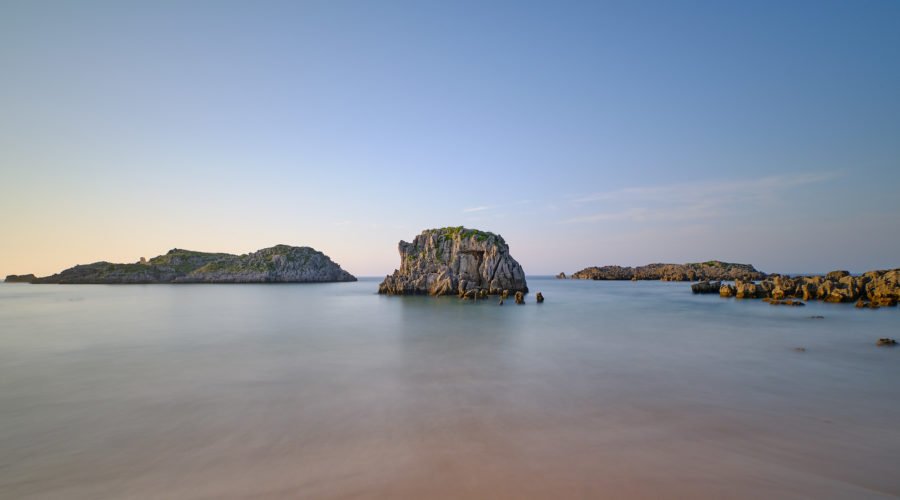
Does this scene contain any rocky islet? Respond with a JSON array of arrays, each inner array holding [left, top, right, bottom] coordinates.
[[7, 245, 356, 284], [378, 227, 528, 297]]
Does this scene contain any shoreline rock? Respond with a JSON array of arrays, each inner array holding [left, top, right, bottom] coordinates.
[[572, 261, 765, 282], [691, 281, 721, 294], [19, 245, 356, 284], [713, 270, 899, 307], [378, 227, 527, 296]]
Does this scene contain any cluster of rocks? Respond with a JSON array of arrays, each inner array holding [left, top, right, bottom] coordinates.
[[690, 269, 900, 308], [6, 245, 356, 284], [692, 280, 806, 306], [378, 227, 528, 296], [711, 269, 900, 307], [572, 261, 765, 282]]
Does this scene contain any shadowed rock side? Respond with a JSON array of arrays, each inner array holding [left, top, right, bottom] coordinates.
[[378, 227, 527, 296], [572, 261, 766, 282], [716, 269, 900, 307], [4, 274, 36, 283], [18, 245, 356, 284]]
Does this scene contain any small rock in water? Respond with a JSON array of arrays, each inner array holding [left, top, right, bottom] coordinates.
[[536, 292, 544, 303], [794, 347, 807, 352], [763, 298, 805, 306], [809, 316, 825, 319], [876, 338, 897, 347], [514, 291, 525, 305], [691, 280, 721, 294], [498, 298, 504, 306]]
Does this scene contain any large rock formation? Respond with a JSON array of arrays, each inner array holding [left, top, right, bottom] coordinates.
[[23, 245, 356, 284], [571, 261, 765, 281], [715, 269, 900, 307], [378, 227, 527, 296]]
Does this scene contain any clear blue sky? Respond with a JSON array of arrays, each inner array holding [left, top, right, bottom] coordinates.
[[2, 0, 898, 277]]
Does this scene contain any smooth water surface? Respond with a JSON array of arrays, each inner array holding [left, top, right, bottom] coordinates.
[[1, 278, 899, 499]]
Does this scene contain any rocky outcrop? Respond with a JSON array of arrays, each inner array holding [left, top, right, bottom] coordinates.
[[691, 281, 721, 294], [27, 245, 356, 284], [571, 261, 765, 281], [4, 274, 36, 283], [556, 272, 567, 279], [377, 227, 527, 296], [717, 269, 900, 307]]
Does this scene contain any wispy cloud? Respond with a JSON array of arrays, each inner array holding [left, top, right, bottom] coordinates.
[[462, 200, 532, 214], [564, 171, 842, 224]]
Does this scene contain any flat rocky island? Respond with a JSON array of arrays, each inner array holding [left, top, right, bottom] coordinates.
[[378, 227, 527, 296], [5, 245, 356, 284], [571, 261, 766, 281]]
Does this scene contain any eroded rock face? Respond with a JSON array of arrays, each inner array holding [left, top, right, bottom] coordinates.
[[28, 245, 356, 284], [377, 227, 527, 296], [713, 269, 900, 307], [178, 245, 356, 283], [571, 261, 765, 281]]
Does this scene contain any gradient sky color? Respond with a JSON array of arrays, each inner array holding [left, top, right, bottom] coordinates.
[[2, 0, 899, 277]]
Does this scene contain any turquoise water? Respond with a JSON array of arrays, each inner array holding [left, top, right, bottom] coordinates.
[[1, 278, 899, 499]]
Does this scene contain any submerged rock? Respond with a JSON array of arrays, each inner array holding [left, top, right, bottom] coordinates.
[[28, 246, 356, 284], [763, 298, 805, 306], [377, 227, 528, 296], [876, 338, 897, 347]]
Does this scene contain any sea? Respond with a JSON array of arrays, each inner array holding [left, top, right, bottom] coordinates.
[[1, 277, 899, 499]]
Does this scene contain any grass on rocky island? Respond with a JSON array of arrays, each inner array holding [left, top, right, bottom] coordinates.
[[431, 226, 498, 243]]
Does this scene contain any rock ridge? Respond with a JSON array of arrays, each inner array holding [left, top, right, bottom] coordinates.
[[8, 245, 356, 284], [572, 261, 765, 281]]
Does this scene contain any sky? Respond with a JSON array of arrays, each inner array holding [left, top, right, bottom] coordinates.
[[1, 0, 899, 277]]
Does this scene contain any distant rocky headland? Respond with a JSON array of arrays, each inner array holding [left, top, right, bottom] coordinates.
[[5, 245, 356, 284], [570, 261, 766, 282], [693, 269, 900, 308], [378, 227, 528, 296]]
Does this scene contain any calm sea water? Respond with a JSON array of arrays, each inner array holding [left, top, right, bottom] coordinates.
[[1, 278, 899, 499]]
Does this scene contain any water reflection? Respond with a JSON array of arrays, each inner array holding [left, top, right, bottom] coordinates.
[[0, 279, 898, 498]]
